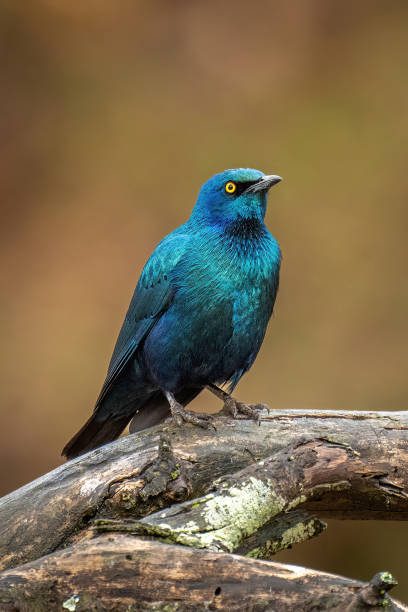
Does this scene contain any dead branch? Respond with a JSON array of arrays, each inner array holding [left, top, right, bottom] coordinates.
[[0, 409, 406, 610], [0, 536, 405, 612]]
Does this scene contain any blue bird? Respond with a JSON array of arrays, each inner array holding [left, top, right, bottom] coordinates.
[[62, 168, 282, 459]]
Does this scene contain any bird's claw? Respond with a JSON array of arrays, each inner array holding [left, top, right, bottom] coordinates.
[[224, 397, 269, 425], [170, 402, 213, 429]]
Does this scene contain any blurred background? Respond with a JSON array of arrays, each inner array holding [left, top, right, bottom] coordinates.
[[1, 0, 407, 600]]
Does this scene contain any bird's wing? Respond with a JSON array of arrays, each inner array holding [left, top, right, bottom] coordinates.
[[95, 227, 190, 406]]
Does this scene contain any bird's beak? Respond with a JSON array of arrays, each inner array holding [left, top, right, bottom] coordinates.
[[244, 175, 282, 194]]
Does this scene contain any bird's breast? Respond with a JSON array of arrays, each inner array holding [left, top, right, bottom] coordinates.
[[168, 229, 281, 339], [143, 229, 280, 391], [186, 228, 280, 293]]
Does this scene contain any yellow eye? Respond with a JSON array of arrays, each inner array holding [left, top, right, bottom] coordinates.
[[225, 181, 237, 194]]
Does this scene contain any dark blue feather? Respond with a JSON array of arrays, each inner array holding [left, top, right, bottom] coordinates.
[[62, 168, 282, 459]]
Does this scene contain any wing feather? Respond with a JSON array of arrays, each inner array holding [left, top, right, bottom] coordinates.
[[95, 227, 190, 406]]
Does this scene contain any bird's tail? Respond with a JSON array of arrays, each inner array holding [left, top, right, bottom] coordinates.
[[62, 386, 203, 460], [61, 405, 137, 460]]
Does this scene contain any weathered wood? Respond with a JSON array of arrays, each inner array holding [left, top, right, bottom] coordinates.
[[0, 536, 405, 612], [101, 435, 407, 555], [94, 509, 327, 559], [0, 409, 407, 570]]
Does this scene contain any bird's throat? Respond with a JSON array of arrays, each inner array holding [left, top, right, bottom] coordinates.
[[224, 215, 265, 242]]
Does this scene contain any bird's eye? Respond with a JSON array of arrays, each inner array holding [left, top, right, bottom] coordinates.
[[225, 181, 237, 194]]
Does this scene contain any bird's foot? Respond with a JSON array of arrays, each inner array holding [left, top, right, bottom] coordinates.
[[170, 401, 213, 429], [223, 397, 269, 425]]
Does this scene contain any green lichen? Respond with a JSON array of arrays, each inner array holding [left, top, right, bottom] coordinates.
[[377, 600, 391, 608], [170, 466, 180, 480], [379, 571, 397, 585], [62, 594, 79, 611], [153, 476, 288, 552], [245, 518, 326, 558], [141, 468, 346, 555], [320, 437, 361, 457]]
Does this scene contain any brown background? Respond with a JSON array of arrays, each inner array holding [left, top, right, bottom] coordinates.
[[1, 0, 407, 601]]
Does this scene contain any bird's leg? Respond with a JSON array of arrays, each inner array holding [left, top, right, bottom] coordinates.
[[207, 383, 268, 425], [164, 391, 213, 429]]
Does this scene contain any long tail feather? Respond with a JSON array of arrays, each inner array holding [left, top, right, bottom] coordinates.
[[62, 385, 204, 460], [62, 407, 136, 460]]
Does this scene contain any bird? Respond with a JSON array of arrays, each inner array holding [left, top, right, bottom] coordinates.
[[62, 168, 282, 460]]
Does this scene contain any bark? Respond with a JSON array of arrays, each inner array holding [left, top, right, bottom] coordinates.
[[128, 431, 408, 553], [0, 409, 407, 610], [0, 536, 405, 612]]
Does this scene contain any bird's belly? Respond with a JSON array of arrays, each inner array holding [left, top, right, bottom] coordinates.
[[142, 285, 271, 392]]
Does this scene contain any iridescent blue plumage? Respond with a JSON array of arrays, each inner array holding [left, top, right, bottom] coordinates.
[[62, 168, 282, 459]]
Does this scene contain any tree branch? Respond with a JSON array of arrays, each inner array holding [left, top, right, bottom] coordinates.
[[0, 409, 406, 610], [95, 434, 407, 556], [0, 410, 407, 570], [0, 536, 405, 612]]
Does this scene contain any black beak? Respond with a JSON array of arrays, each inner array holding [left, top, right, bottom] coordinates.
[[244, 174, 282, 194]]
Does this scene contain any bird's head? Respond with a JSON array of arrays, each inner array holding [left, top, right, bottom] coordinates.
[[191, 168, 282, 226]]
